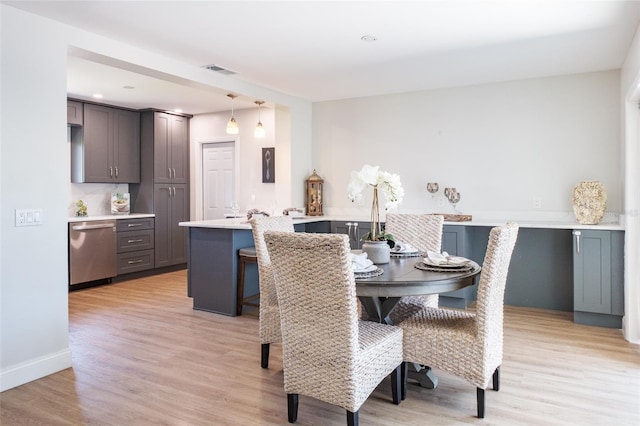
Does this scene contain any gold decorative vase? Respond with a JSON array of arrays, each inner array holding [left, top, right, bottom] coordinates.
[[572, 181, 607, 225]]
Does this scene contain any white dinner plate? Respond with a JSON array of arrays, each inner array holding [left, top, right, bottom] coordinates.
[[353, 264, 377, 273], [422, 257, 470, 268]]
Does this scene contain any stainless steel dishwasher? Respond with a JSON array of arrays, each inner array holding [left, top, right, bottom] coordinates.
[[69, 220, 117, 286]]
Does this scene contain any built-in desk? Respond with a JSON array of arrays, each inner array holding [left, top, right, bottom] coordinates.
[[179, 216, 624, 327]]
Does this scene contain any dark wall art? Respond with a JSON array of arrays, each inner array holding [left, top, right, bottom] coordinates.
[[262, 147, 275, 183]]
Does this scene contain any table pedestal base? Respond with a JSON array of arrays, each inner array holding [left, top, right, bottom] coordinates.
[[408, 363, 438, 389]]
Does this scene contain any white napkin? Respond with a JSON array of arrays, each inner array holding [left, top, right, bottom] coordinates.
[[391, 241, 417, 253], [425, 250, 469, 265], [350, 252, 374, 271]]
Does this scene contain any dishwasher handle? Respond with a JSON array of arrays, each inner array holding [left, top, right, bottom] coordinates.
[[71, 223, 116, 231]]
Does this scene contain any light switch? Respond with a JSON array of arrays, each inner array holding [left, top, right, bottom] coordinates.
[[15, 209, 43, 227]]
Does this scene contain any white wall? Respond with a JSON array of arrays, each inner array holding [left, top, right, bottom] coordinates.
[[1, 6, 73, 390], [190, 107, 283, 217], [0, 4, 312, 391], [313, 71, 622, 222]]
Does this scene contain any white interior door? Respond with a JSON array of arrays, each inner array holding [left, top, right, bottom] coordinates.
[[202, 142, 235, 220]]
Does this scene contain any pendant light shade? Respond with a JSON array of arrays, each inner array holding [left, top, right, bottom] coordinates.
[[254, 100, 265, 138], [226, 94, 239, 134]]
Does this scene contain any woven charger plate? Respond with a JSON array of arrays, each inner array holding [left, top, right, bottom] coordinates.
[[390, 251, 426, 258], [414, 261, 474, 273], [354, 267, 384, 278]]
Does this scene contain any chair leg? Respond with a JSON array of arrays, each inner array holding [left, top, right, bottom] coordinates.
[[390, 364, 401, 405], [287, 394, 298, 423], [347, 410, 359, 426], [400, 362, 408, 401], [237, 257, 246, 316], [261, 343, 270, 368], [476, 387, 485, 418], [493, 366, 500, 391]]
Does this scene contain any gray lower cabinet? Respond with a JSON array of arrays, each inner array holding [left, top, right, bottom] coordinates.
[[116, 218, 155, 274], [572, 229, 624, 328], [439, 225, 476, 308], [154, 184, 189, 268], [331, 221, 372, 249]]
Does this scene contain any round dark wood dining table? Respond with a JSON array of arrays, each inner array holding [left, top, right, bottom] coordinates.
[[354, 254, 481, 388], [354, 255, 482, 324]]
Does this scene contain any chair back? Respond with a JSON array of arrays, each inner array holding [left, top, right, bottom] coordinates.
[[249, 216, 295, 342], [384, 213, 444, 252], [264, 232, 360, 389], [475, 223, 519, 354]]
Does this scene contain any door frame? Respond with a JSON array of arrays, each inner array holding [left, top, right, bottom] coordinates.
[[623, 82, 640, 343], [194, 136, 240, 221]]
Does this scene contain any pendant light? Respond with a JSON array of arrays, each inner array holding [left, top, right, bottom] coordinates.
[[254, 100, 265, 138], [226, 94, 239, 134]]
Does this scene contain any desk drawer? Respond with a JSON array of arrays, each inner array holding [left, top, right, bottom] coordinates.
[[117, 249, 155, 274], [117, 229, 154, 253], [117, 217, 154, 232]]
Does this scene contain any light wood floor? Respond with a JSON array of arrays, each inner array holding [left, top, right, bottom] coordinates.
[[1, 270, 639, 425]]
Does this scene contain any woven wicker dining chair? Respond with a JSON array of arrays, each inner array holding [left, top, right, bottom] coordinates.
[[384, 213, 444, 324], [249, 216, 295, 369], [264, 231, 404, 426], [397, 222, 519, 418]]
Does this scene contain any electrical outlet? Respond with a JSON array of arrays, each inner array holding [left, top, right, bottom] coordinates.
[[533, 198, 542, 209]]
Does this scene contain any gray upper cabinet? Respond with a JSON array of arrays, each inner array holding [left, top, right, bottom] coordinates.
[[573, 229, 624, 328], [148, 112, 189, 184], [71, 103, 140, 183], [67, 100, 83, 126]]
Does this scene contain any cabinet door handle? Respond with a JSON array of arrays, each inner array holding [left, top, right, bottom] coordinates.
[[115, 166, 118, 178], [109, 166, 113, 178], [127, 259, 143, 265], [127, 239, 143, 243], [172, 168, 176, 179], [168, 168, 172, 179], [573, 230, 581, 254], [127, 223, 143, 227]]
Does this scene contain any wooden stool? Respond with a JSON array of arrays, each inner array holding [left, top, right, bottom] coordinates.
[[237, 247, 259, 315]]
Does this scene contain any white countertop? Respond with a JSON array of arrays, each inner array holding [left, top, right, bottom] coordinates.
[[179, 215, 624, 231], [68, 213, 155, 223], [179, 216, 319, 230]]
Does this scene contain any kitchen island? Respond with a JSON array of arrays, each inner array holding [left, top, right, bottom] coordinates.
[[180, 215, 625, 327], [179, 217, 329, 315]]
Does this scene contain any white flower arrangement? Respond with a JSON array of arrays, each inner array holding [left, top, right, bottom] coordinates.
[[347, 165, 404, 241]]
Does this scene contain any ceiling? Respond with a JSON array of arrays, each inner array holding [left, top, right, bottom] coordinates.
[[5, 1, 640, 115]]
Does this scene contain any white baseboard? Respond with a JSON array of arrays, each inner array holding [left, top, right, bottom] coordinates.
[[1, 348, 72, 392]]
